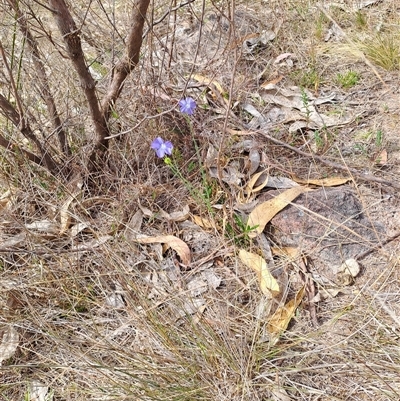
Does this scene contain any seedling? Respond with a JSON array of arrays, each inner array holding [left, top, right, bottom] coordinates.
[[226, 214, 258, 246], [336, 70, 360, 89], [300, 87, 312, 122], [375, 130, 383, 146]]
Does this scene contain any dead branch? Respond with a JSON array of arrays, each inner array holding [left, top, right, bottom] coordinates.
[[256, 129, 400, 190], [0, 95, 54, 168], [0, 135, 43, 166], [100, 0, 151, 122], [49, 0, 150, 171], [7, 0, 71, 157], [0, 42, 58, 172], [48, 0, 109, 156]]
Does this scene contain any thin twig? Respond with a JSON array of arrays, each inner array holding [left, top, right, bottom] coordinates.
[[355, 231, 400, 261], [8, 0, 71, 158], [0, 40, 58, 171], [255, 129, 400, 189]]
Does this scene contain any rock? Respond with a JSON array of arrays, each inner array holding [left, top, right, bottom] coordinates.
[[267, 186, 384, 282]]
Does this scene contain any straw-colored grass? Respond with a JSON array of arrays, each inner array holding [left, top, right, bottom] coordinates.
[[1, 1, 400, 400]]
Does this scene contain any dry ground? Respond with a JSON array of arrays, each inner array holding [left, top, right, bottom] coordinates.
[[1, 0, 400, 400]]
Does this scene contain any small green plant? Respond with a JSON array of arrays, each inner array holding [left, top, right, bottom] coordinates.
[[291, 67, 321, 89], [336, 70, 360, 88], [314, 12, 328, 40], [226, 213, 258, 246], [355, 10, 367, 29], [353, 143, 368, 155], [314, 129, 324, 150], [152, 98, 214, 214], [187, 160, 197, 173], [375, 129, 384, 146], [300, 87, 312, 122]]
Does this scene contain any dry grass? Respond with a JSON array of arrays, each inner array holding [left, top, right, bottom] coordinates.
[[1, 0, 400, 400]]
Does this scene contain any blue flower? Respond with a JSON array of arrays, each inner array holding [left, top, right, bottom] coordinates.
[[179, 97, 196, 115], [151, 137, 173, 158]]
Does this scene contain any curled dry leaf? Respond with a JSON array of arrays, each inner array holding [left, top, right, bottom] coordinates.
[[192, 74, 228, 102], [292, 176, 349, 187], [336, 258, 361, 286], [71, 235, 112, 251], [69, 222, 90, 238], [169, 205, 190, 222], [59, 177, 83, 235], [192, 215, 215, 230], [264, 176, 299, 189], [188, 276, 208, 296], [267, 286, 305, 337], [274, 52, 293, 64], [136, 235, 191, 266], [338, 258, 360, 277], [248, 148, 261, 175], [248, 186, 312, 237], [0, 325, 19, 365], [124, 210, 144, 241], [0, 232, 26, 250], [0, 189, 13, 213], [244, 169, 270, 198], [139, 204, 190, 222], [261, 84, 352, 130], [271, 246, 301, 260], [209, 165, 245, 186], [239, 249, 279, 296]]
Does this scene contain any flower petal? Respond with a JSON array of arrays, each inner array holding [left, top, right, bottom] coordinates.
[[151, 137, 163, 150], [164, 141, 173, 155], [179, 97, 197, 115], [156, 147, 165, 158]]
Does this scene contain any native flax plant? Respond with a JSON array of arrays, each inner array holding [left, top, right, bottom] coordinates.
[[151, 98, 214, 213], [179, 97, 197, 115], [0, 0, 150, 176], [178, 97, 212, 206], [151, 137, 173, 158]]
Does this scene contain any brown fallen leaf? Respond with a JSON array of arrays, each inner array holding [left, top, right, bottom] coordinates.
[[244, 169, 270, 198], [261, 75, 284, 87], [139, 204, 190, 222], [59, 174, 83, 235], [248, 186, 312, 237], [192, 215, 215, 230], [292, 176, 349, 186], [267, 286, 305, 336], [239, 249, 280, 296], [0, 189, 13, 213], [136, 235, 191, 266], [192, 74, 228, 103], [271, 247, 300, 260]]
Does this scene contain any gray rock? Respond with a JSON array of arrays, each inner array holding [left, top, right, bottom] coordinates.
[[267, 186, 384, 281]]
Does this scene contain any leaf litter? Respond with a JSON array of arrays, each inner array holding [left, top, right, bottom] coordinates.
[[2, 1, 400, 400]]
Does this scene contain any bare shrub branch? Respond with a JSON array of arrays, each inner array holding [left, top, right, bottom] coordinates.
[[6, 0, 70, 158], [48, 0, 150, 172], [0, 40, 58, 171], [48, 0, 108, 156], [100, 0, 151, 122]]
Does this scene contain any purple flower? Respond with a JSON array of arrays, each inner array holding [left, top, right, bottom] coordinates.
[[179, 97, 196, 115], [151, 137, 173, 158]]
